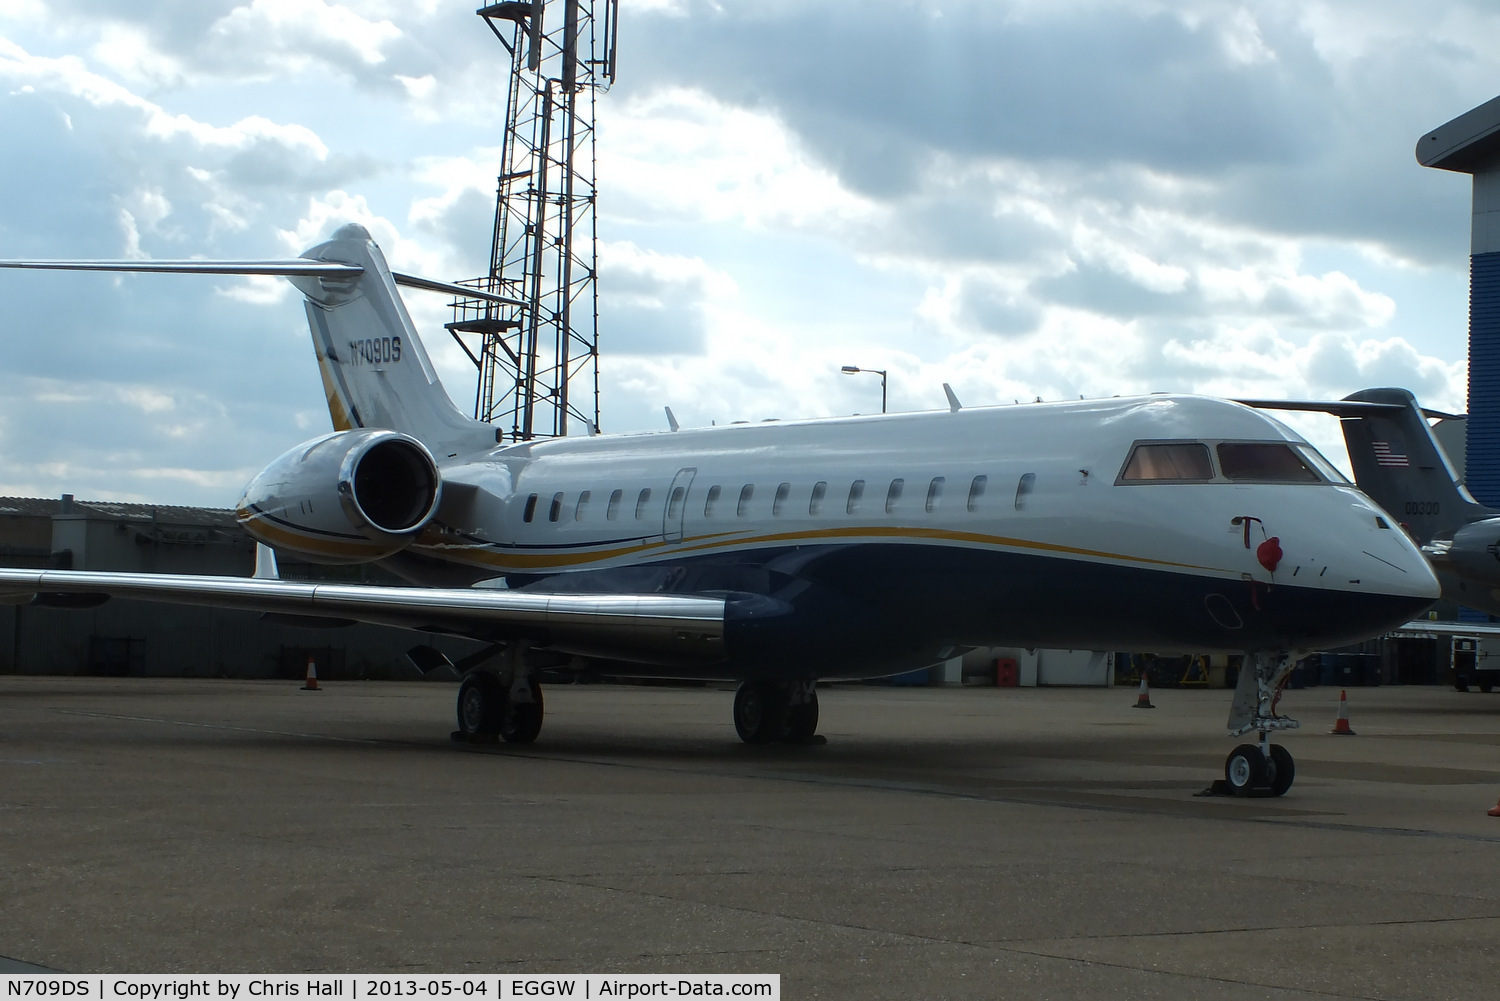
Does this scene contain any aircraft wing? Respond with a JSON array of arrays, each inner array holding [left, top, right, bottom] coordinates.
[[0, 568, 725, 666]]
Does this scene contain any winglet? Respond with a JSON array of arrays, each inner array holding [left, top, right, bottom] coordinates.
[[665, 407, 680, 432], [253, 543, 280, 580], [943, 383, 962, 413]]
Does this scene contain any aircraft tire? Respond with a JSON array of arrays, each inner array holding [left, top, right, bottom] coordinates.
[[1481, 681, 1494, 694], [1267, 744, 1295, 797], [1224, 743, 1267, 796], [733, 681, 783, 744], [457, 672, 506, 736], [500, 681, 544, 744], [785, 690, 819, 743]]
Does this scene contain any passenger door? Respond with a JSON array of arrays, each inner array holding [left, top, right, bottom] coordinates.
[[663, 467, 696, 543]]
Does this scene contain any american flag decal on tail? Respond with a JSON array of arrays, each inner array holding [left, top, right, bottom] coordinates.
[[1372, 440, 1409, 467]]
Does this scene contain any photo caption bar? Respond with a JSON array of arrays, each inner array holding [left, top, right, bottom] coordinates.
[[0, 975, 779, 1001]]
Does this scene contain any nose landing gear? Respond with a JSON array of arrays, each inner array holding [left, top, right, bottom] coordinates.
[[1218, 650, 1299, 797]]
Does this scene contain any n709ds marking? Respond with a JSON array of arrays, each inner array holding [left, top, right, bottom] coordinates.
[[347, 336, 401, 366]]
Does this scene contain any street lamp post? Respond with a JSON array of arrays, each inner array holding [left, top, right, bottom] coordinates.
[[840, 365, 887, 414]]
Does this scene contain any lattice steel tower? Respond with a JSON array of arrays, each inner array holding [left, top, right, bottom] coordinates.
[[449, 1, 618, 440]]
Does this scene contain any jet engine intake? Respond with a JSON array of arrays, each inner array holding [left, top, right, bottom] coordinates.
[[237, 429, 442, 564]]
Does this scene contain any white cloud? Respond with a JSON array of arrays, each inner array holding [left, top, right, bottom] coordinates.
[[598, 241, 737, 356], [212, 0, 403, 67], [601, 88, 883, 232], [0, 0, 1492, 505], [214, 275, 290, 306], [0, 38, 330, 158]]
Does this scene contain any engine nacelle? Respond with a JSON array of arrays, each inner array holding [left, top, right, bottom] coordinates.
[[1442, 517, 1500, 588], [237, 429, 442, 565]]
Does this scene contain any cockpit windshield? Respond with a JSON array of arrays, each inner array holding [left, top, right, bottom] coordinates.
[[1119, 443, 1214, 481], [1216, 443, 1319, 483], [1294, 445, 1351, 484], [1118, 439, 1342, 485]]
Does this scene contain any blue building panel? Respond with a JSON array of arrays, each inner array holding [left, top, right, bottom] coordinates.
[[1468, 252, 1500, 507]]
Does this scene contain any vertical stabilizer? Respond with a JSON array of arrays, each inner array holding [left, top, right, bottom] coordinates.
[[1340, 388, 1494, 542], [289, 224, 494, 455]]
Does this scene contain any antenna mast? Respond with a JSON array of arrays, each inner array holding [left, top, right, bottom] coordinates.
[[450, 1, 619, 439]]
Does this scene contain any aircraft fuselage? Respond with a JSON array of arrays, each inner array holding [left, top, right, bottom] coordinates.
[[240, 394, 1440, 680]]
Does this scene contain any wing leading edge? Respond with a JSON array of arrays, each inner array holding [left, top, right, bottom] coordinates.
[[0, 568, 725, 667]]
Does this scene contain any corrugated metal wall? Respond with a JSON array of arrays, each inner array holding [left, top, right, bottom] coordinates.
[[0, 600, 482, 679]]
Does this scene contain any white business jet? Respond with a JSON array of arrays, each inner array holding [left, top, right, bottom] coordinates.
[[0, 225, 1440, 796]]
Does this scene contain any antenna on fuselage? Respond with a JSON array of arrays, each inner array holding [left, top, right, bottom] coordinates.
[[664, 407, 680, 432], [943, 384, 962, 412]]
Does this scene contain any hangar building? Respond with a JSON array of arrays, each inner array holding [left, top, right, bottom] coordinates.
[[0, 495, 478, 679]]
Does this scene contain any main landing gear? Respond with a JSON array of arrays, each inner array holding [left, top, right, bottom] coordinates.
[[1218, 650, 1299, 797], [733, 680, 822, 744], [453, 645, 544, 744]]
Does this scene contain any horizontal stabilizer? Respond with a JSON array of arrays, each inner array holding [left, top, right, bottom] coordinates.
[[1236, 398, 1461, 421], [389, 272, 527, 308], [0, 258, 362, 278], [0, 258, 525, 307]]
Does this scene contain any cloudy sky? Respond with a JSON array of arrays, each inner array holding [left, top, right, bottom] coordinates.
[[0, 0, 1494, 506]]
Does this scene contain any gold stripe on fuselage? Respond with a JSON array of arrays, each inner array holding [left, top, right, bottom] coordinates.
[[240, 512, 392, 560], [406, 525, 1224, 576], [412, 529, 744, 571]]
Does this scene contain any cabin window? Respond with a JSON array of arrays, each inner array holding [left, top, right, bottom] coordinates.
[[548, 492, 564, 522], [925, 477, 944, 513], [810, 481, 827, 515], [885, 478, 904, 514], [606, 489, 622, 520], [704, 484, 722, 517], [737, 484, 754, 517], [1217, 443, 1320, 483], [966, 476, 987, 513], [667, 486, 686, 521], [575, 490, 591, 521], [635, 488, 652, 519], [847, 480, 865, 514], [523, 494, 538, 523], [1014, 473, 1035, 511], [1120, 442, 1214, 482], [773, 482, 791, 517]]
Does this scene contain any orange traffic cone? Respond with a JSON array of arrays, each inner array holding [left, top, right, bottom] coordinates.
[[301, 657, 321, 691], [1132, 672, 1155, 709], [1488, 797, 1500, 818], [1330, 689, 1354, 734]]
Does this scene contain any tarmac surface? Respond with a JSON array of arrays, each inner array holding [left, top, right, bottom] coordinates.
[[3, 676, 1500, 998]]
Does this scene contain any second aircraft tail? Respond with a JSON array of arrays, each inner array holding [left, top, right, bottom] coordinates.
[[1339, 388, 1492, 543]]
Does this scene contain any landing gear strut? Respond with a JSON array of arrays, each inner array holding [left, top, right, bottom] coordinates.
[[733, 680, 821, 744], [453, 645, 544, 744], [1220, 651, 1299, 797]]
